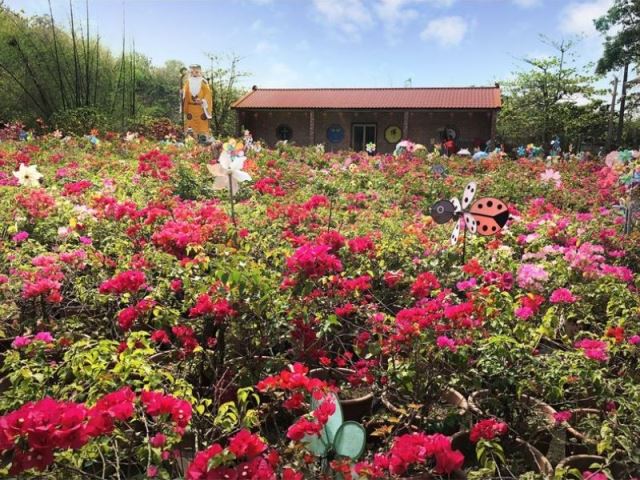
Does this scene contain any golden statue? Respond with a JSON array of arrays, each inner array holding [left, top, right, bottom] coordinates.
[[181, 64, 213, 140]]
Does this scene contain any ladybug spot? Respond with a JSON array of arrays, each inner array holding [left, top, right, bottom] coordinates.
[[464, 197, 468, 203], [492, 226, 496, 231], [478, 204, 483, 209], [482, 225, 488, 232], [487, 200, 494, 207], [497, 204, 502, 210]]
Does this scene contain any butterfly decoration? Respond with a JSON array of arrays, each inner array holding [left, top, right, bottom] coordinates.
[[430, 181, 510, 246]]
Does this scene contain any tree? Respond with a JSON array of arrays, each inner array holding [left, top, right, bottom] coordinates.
[[204, 54, 248, 137], [497, 37, 604, 148], [595, 0, 640, 147]]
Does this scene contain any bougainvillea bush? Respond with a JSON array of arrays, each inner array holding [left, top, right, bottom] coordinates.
[[0, 129, 639, 479]]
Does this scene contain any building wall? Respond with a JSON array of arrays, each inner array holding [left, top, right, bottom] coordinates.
[[237, 109, 496, 153], [238, 110, 311, 146], [407, 111, 494, 149]]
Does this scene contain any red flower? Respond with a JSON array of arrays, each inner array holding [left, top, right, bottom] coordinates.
[[228, 429, 267, 459], [99, 270, 147, 295], [411, 272, 441, 298], [469, 418, 508, 443], [150, 433, 167, 448]]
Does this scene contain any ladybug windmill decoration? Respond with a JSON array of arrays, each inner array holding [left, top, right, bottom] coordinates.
[[430, 181, 509, 261]]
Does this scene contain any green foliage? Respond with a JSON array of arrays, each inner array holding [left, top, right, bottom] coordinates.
[[213, 387, 261, 434], [50, 107, 109, 135], [497, 37, 606, 146]]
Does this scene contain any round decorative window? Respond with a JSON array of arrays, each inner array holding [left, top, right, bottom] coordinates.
[[327, 124, 345, 144], [384, 125, 402, 144], [276, 124, 293, 141]]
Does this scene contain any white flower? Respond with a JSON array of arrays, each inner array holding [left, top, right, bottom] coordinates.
[[52, 130, 63, 139], [207, 143, 251, 195], [13, 163, 43, 187]]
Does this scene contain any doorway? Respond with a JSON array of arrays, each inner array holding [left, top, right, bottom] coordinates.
[[352, 123, 376, 151]]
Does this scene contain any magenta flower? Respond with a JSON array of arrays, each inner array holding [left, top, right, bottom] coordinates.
[[582, 471, 607, 480], [515, 306, 534, 320], [12, 231, 29, 243], [549, 288, 577, 304], [436, 336, 457, 352], [11, 336, 32, 349], [628, 335, 640, 345], [34, 331, 54, 343], [553, 411, 572, 424], [575, 339, 608, 362]]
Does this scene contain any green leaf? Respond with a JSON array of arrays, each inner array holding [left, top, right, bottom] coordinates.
[[333, 421, 366, 460]]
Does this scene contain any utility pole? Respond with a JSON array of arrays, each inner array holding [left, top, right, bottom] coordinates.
[[606, 76, 618, 152], [616, 62, 629, 147]]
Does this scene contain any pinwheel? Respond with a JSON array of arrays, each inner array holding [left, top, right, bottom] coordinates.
[[431, 164, 447, 177], [472, 151, 488, 161], [430, 181, 509, 253], [207, 140, 251, 196]]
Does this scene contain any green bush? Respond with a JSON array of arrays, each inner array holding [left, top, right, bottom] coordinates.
[[50, 107, 110, 135]]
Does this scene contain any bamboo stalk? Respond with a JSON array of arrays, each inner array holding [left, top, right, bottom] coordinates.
[[48, 0, 67, 110], [69, 0, 81, 107]]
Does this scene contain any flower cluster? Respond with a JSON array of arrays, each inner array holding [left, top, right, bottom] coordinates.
[[0, 388, 136, 474], [575, 338, 609, 362], [355, 432, 464, 477], [186, 429, 279, 480], [99, 269, 148, 295], [137, 149, 174, 181], [469, 418, 509, 442], [285, 243, 343, 279]]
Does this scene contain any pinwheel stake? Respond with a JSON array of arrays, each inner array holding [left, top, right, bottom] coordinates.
[[430, 181, 509, 263], [208, 140, 252, 244]]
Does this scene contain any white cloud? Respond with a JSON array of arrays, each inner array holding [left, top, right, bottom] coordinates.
[[559, 0, 613, 37], [511, 0, 540, 7], [260, 62, 300, 87], [255, 40, 277, 53], [420, 16, 468, 46], [375, 0, 421, 44], [311, 0, 374, 40]]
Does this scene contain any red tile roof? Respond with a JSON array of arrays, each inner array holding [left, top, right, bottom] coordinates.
[[233, 86, 501, 110]]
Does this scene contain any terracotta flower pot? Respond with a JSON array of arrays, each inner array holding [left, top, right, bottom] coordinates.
[[381, 388, 469, 435], [309, 367, 375, 422], [468, 389, 556, 427], [382, 388, 468, 417], [452, 430, 553, 478]]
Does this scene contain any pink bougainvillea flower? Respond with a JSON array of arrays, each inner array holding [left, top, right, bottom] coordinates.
[[436, 336, 457, 352], [582, 471, 608, 480], [549, 288, 577, 304], [553, 411, 572, 424], [575, 339, 608, 362]]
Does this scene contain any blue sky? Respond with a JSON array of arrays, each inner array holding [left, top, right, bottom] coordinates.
[[7, 0, 616, 88]]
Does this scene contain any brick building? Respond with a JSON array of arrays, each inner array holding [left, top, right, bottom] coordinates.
[[232, 86, 501, 153]]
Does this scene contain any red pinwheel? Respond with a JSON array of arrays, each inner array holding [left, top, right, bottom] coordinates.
[[430, 181, 509, 245]]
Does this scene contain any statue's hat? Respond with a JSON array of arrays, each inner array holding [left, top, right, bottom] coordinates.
[[189, 64, 202, 69]]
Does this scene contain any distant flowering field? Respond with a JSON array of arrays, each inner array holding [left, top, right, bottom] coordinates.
[[0, 127, 639, 479]]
